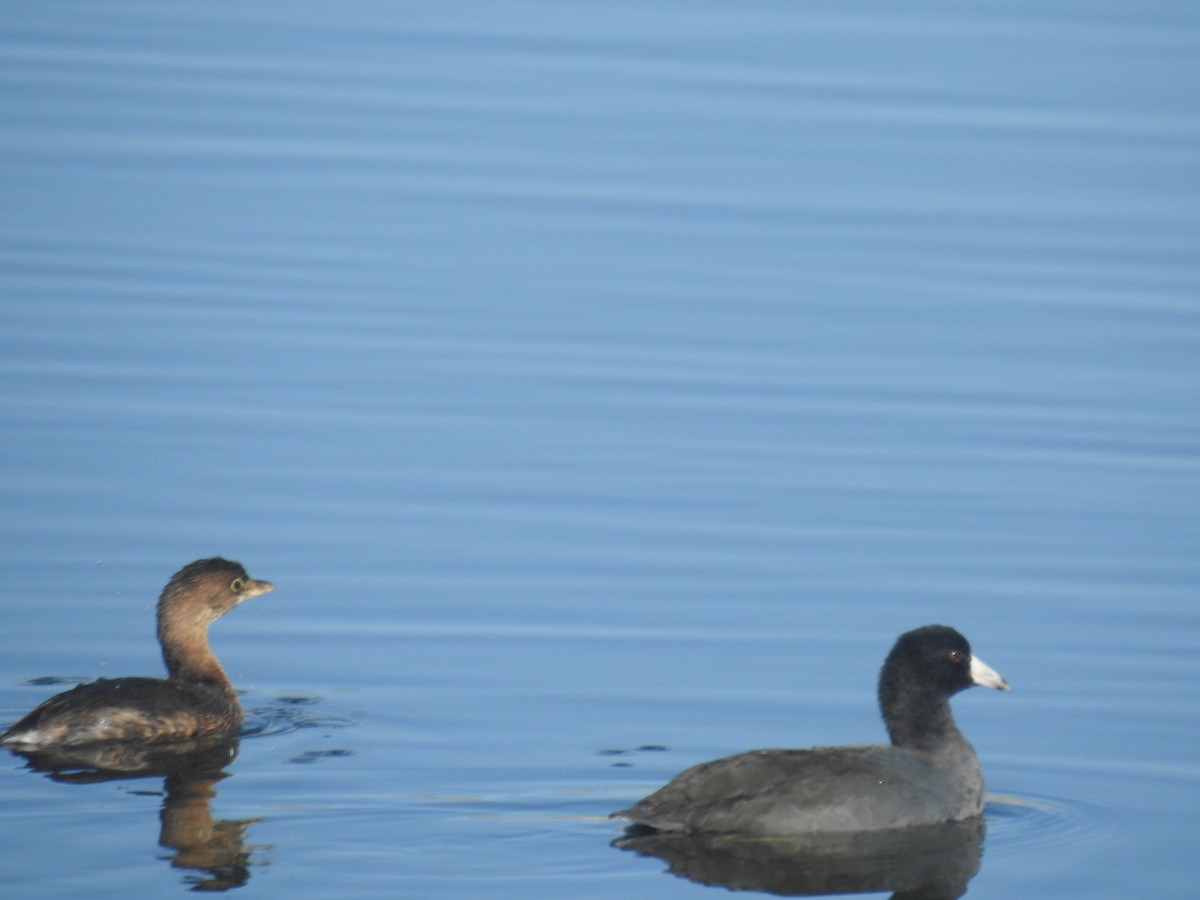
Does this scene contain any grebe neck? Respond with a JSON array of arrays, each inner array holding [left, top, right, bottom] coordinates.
[[158, 615, 233, 691]]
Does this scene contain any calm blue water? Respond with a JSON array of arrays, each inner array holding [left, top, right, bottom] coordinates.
[[2, 2, 1198, 897]]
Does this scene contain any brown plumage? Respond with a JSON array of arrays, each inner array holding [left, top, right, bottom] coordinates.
[[2, 558, 272, 748]]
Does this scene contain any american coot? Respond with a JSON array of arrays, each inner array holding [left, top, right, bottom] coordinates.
[[612, 625, 1009, 835], [1, 559, 273, 749]]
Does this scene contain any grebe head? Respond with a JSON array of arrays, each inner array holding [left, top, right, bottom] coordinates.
[[158, 558, 274, 625]]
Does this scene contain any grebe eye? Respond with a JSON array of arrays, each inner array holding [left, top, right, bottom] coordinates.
[[231, 577, 245, 593]]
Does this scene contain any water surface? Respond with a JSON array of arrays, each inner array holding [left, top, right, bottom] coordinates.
[[2, 2, 1198, 897]]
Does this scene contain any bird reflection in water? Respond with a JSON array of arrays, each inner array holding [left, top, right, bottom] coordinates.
[[12, 737, 261, 892], [614, 815, 984, 900]]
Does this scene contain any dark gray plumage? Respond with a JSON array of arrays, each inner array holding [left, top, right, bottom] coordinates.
[[612, 625, 1009, 835]]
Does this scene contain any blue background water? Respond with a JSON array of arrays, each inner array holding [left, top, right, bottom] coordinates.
[[2, 2, 1198, 896]]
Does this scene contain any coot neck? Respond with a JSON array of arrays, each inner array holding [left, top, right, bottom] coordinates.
[[885, 693, 967, 753]]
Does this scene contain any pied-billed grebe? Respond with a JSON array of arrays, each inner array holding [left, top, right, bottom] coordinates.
[[1, 558, 272, 749], [611, 625, 1010, 835]]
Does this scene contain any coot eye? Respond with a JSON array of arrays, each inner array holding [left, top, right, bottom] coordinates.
[[948, 650, 965, 663], [230, 578, 245, 593]]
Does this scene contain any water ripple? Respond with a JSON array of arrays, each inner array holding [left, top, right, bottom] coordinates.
[[19, 676, 88, 687], [241, 694, 359, 738], [985, 791, 1119, 857]]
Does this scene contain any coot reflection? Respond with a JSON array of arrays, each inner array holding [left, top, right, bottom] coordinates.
[[615, 815, 984, 898]]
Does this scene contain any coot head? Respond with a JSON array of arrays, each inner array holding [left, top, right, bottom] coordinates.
[[879, 625, 1009, 750]]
